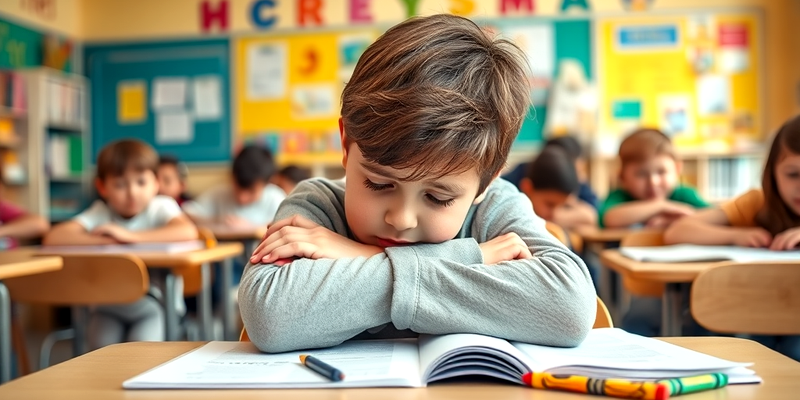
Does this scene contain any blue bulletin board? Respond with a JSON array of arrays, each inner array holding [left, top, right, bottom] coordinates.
[[84, 39, 231, 163]]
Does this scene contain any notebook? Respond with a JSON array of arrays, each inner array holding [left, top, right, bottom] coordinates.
[[39, 240, 205, 255], [123, 328, 759, 389], [620, 244, 800, 263]]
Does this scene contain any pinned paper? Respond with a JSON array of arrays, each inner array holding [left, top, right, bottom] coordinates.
[[192, 75, 222, 120], [247, 43, 287, 100], [118, 80, 146, 124], [156, 111, 193, 144], [152, 77, 188, 110], [697, 75, 730, 116]]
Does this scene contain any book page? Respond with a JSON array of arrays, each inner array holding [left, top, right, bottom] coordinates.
[[124, 340, 423, 389], [418, 334, 531, 384], [621, 245, 800, 263], [513, 328, 751, 380], [40, 240, 205, 254]]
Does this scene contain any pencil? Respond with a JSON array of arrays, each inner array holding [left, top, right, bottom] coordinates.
[[299, 354, 345, 382]]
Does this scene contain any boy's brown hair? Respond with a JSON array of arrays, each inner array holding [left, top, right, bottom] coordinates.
[[96, 139, 159, 180], [618, 128, 676, 168], [341, 14, 531, 195], [756, 115, 800, 235]]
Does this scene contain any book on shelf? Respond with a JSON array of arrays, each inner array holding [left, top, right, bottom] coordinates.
[[47, 135, 83, 178], [123, 328, 759, 389], [0, 71, 27, 112], [46, 79, 83, 126], [620, 244, 800, 263]]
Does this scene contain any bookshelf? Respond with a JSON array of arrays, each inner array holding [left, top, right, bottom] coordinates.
[[0, 68, 89, 222]]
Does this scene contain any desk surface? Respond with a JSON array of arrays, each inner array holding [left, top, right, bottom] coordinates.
[[35, 242, 244, 268], [208, 226, 266, 241], [600, 249, 724, 282], [0, 337, 797, 399], [0, 250, 62, 280], [575, 227, 638, 243]]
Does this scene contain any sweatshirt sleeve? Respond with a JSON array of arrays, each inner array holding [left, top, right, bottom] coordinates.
[[238, 179, 596, 353]]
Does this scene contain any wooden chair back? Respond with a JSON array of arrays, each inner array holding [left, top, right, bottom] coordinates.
[[545, 221, 569, 246], [240, 296, 615, 342], [619, 230, 666, 297], [593, 297, 614, 328], [5, 254, 148, 305], [691, 262, 800, 335], [179, 227, 218, 296]]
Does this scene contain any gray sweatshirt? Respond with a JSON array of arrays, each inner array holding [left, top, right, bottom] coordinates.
[[239, 177, 596, 353]]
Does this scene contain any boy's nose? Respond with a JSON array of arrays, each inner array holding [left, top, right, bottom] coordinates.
[[384, 206, 418, 231]]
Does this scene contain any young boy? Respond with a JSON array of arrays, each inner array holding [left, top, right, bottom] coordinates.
[[519, 147, 580, 223], [44, 139, 198, 349], [0, 159, 50, 249], [182, 145, 286, 228], [241, 14, 596, 353], [157, 155, 191, 206], [271, 165, 311, 195], [599, 128, 709, 228]]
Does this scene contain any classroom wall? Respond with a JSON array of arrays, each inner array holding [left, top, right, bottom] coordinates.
[[0, 0, 82, 36]]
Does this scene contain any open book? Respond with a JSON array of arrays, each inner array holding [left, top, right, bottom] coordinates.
[[123, 328, 759, 389], [620, 244, 800, 263], [39, 240, 205, 255]]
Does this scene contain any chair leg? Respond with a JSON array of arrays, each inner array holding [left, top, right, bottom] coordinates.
[[10, 314, 31, 376], [38, 328, 74, 370]]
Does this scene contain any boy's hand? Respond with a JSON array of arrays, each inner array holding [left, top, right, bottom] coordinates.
[[733, 227, 773, 248], [91, 224, 134, 243], [250, 215, 383, 265], [662, 201, 696, 217], [479, 232, 532, 265], [770, 227, 800, 251]]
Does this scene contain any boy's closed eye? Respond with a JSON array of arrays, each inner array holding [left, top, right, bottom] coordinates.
[[362, 179, 456, 207]]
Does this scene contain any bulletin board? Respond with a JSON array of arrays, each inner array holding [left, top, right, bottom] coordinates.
[[233, 18, 592, 160], [597, 11, 762, 153], [84, 39, 231, 163]]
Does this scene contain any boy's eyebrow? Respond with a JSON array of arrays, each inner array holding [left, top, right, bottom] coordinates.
[[360, 161, 465, 194]]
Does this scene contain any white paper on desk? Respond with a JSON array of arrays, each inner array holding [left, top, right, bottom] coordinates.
[[192, 75, 222, 120], [156, 111, 193, 144], [123, 340, 422, 389], [620, 245, 800, 263], [152, 77, 188, 110], [39, 240, 205, 255]]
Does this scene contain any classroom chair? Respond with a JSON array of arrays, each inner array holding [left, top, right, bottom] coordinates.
[[3, 254, 149, 369], [544, 222, 584, 254], [238, 297, 614, 342], [619, 230, 666, 297], [179, 227, 218, 340], [691, 262, 800, 335]]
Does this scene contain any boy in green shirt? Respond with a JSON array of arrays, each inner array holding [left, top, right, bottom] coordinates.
[[599, 128, 709, 228]]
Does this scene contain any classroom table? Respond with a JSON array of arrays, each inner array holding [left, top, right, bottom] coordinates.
[[0, 251, 63, 384], [598, 249, 800, 337], [37, 243, 243, 342], [0, 336, 797, 398]]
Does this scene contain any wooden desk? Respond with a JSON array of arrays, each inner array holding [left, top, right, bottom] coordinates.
[[601, 249, 733, 337], [37, 243, 244, 341], [0, 337, 796, 398], [0, 251, 62, 384]]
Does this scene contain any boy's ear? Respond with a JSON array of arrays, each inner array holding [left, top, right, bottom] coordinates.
[[94, 177, 106, 198], [339, 117, 349, 169], [473, 170, 503, 204]]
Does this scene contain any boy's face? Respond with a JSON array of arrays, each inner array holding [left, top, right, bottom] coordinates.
[[342, 144, 480, 247], [157, 164, 184, 201], [620, 154, 680, 201], [521, 184, 569, 222], [96, 169, 159, 218], [776, 152, 800, 216], [233, 180, 266, 206]]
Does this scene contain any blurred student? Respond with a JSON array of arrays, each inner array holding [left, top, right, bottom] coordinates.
[[157, 155, 191, 206], [599, 128, 709, 229], [665, 114, 800, 360], [44, 139, 198, 349], [271, 165, 311, 195], [0, 159, 49, 249], [183, 145, 285, 228]]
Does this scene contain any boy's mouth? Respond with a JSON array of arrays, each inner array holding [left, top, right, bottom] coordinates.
[[377, 238, 413, 247]]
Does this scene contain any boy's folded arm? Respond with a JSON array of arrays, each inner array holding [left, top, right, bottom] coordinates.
[[387, 187, 596, 348]]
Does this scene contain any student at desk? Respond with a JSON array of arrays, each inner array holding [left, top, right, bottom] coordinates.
[[665, 115, 800, 360], [600, 128, 710, 337], [242, 14, 596, 353], [0, 159, 50, 249], [44, 139, 198, 349]]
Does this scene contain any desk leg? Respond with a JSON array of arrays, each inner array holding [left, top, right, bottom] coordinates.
[[197, 263, 212, 340], [164, 272, 178, 341], [661, 283, 683, 337], [0, 282, 11, 383], [593, 242, 617, 319], [71, 306, 88, 356], [221, 257, 234, 341]]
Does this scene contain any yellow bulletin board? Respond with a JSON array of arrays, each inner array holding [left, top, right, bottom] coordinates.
[[597, 11, 762, 153], [234, 29, 380, 164]]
